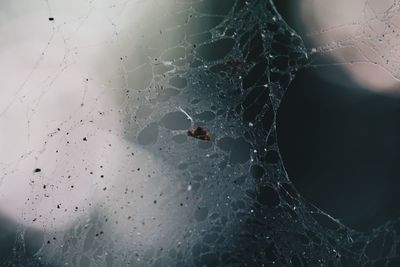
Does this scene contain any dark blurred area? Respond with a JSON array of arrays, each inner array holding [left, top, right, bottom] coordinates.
[[275, 0, 400, 232]]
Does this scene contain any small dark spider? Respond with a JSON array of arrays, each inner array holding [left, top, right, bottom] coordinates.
[[187, 126, 212, 141]]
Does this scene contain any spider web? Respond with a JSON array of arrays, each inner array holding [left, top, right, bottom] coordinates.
[[0, 0, 397, 266]]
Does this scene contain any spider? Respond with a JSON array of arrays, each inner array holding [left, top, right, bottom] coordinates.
[[187, 126, 212, 141], [179, 107, 212, 141]]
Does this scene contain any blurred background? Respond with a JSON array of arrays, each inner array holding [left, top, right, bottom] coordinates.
[[275, 0, 400, 231], [3, 0, 400, 266]]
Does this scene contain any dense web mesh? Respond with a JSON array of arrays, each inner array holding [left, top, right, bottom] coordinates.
[[1, 0, 400, 266]]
